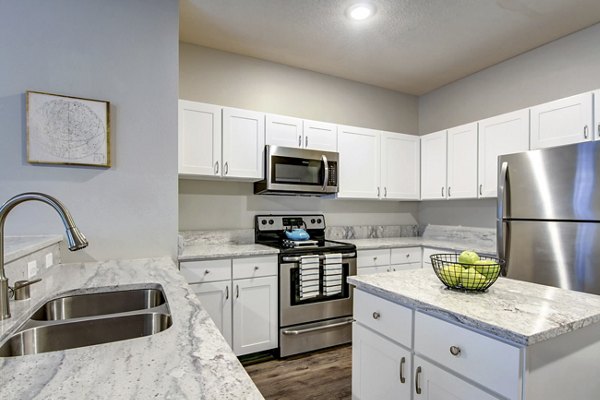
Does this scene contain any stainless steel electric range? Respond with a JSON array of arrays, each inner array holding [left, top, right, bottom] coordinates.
[[255, 214, 357, 357]]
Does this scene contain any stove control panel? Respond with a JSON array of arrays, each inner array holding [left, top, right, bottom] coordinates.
[[256, 215, 325, 231]]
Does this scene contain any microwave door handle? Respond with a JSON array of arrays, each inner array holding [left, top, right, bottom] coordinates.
[[321, 154, 329, 192], [497, 161, 508, 260]]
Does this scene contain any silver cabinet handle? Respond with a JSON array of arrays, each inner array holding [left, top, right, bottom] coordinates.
[[415, 366, 422, 394], [597, 123, 600, 137], [214, 161, 219, 175], [204, 269, 210, 274], [305, 136, 308, 148], [224, 162, 229, 175], [384, 187, 387, 198], [372, 311, 380, 320], [298, 135, 302, 147], [236, 284, 239, 298], [584, 125, 589, 139], [321, 154, 329, 191], [373, 256, 378, 261], [225, 285, 229, 300], [450, 345, 461, 356], [479, 184, 483, 196], [254, 265, 259, 270], [377, 187, 380, 197], [400, 357, 406, 384], [441, 186, 444, 198], [448, 186, 451, 197]]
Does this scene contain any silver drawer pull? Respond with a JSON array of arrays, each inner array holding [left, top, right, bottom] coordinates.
[[415, 366, 422, 394], [254, 266, 259, 270], [450, 345, 461, 356], [372, 311, 381, 320], [204, 269, 210, 274], [584, 125, 589, 139], [373, 256, 378, 261]]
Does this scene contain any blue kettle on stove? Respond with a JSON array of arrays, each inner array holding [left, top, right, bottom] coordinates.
[[284, 229, 310, 241]]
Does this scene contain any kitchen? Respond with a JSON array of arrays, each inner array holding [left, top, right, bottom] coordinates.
[[2, 0, 600, 399]]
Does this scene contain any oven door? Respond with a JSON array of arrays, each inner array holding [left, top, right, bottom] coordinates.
[[279, 253, 356, 328], [262, 145, 338, 195]]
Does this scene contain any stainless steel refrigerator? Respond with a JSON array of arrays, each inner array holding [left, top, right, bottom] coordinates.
[[498, 140, 600, 295]]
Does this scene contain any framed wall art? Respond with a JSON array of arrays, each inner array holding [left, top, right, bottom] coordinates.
[[26, 91, 111, 167]]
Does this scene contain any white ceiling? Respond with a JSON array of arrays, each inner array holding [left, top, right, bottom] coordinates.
[[180, 0, 600, 95]]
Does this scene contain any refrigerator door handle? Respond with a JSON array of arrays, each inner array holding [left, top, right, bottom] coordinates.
[[497, 161, 509, 259]]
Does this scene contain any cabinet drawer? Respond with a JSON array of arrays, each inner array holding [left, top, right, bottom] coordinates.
[[233, 255, 278, 279], [357, 249, 391, 268], [180, 259, 231, 283], [414, 312, 521, 400], [391, 247, 422, 264], [354, 290, 412, 348], [390, 263, 422, 272]]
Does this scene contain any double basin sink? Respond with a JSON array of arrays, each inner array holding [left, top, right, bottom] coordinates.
[[0, 285, 172, 357]]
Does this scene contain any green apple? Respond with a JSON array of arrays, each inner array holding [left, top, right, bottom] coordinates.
[[439, 264, 462, 286], [458, 250, 480, 265], [461, 267, 488, 289], [474, 259, 501, 279]]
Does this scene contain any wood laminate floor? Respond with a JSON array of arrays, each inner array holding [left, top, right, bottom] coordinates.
[[244, 345, 352, 400]]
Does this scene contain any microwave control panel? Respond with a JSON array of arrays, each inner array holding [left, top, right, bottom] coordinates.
[[327, 162, 338, 186]]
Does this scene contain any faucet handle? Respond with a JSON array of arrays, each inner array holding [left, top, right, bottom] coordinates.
[[12, 278, 42, 300]]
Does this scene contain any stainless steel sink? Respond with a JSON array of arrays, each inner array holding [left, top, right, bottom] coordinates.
[[0, 285, 172, 357], [30, 288, 166, 320]]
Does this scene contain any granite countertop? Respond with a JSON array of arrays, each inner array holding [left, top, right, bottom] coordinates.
[[4, 235, 63, 263], [348, 268, 600, 346], [178, 243, 279, 261], [0, 258, 263, 400], [342, 237, 496, 255]]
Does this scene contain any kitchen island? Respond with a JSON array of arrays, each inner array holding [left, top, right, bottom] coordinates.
[[348, 269, 600, 400], [0, 258, 263, 400]]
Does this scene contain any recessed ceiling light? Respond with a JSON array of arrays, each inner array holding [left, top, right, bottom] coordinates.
[[347, 3, 376, 21]]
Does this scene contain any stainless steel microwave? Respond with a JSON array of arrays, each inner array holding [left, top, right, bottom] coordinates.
[[254, 145, 339, 196]]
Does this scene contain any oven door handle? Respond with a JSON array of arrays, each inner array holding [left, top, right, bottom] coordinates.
[[321, 154, 329, 192], [281, 252, 356, 263], [281, 318, 354, 335]]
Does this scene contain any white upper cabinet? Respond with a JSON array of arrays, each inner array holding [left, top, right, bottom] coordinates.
[[420, 131, 447, 200], [265, 114, 303, 148], [337, 126, 381, 199], [594, 90, 600, 140], [178, 100, 222, 177], [222, 107, 265, 180], [381, 132, 420, 200], [447, 123, 478, 199], [478, 109, 529, 198], [530, 92, 593, 149], [303, 119, 337, 151]]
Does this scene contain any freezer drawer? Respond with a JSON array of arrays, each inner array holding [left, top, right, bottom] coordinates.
[[503, 220, 600, 295]]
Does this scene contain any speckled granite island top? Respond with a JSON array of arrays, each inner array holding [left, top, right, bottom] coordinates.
[[178, 243, 279, 261], [0, 258, 263, 400], [348, 268, 600, 346], [342, 237, 496, 255]]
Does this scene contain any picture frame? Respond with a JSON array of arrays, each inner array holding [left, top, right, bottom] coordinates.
[[26, 90, 111, 167]]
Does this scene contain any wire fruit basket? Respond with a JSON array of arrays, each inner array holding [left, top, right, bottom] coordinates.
[[430, 254, 505, 292]]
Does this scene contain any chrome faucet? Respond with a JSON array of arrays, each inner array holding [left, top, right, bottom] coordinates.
[[0, 192, 88, 320]]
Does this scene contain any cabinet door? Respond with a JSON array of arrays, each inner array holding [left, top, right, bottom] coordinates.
[[381, 132, 420, 200], [265, 114, 303, 148], [447, 123, 478, 199], [420, 131, 447, 200], [233, 275, 278, 356], [478, 109, 529, 198], [353, 323, 412, 400], [222, 107, 265, 179], [189, 281, 232, 348], [337, 126, 381, 199], [303, 119, 338, 151], [530, 92, 593, 149], [178, 100, 221, 177], [594, 90, 600, 141], [414, 357, 499, 400]]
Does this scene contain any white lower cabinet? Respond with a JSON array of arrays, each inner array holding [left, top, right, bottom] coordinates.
[[357, 248, 422, 275], [353, 322, 412, 400], [413, 356, 499, 400], [180, 255, 278, 356], [232, 275, 278, 356], [189, 280, 232, 347]]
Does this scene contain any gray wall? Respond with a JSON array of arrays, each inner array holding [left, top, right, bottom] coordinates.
[[0, 0, 179, 261], [179, 43, 420, 230], [418, 22, 600, 229]]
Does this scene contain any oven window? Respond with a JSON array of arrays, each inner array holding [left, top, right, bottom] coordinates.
[[272, 156, 323, 186]]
